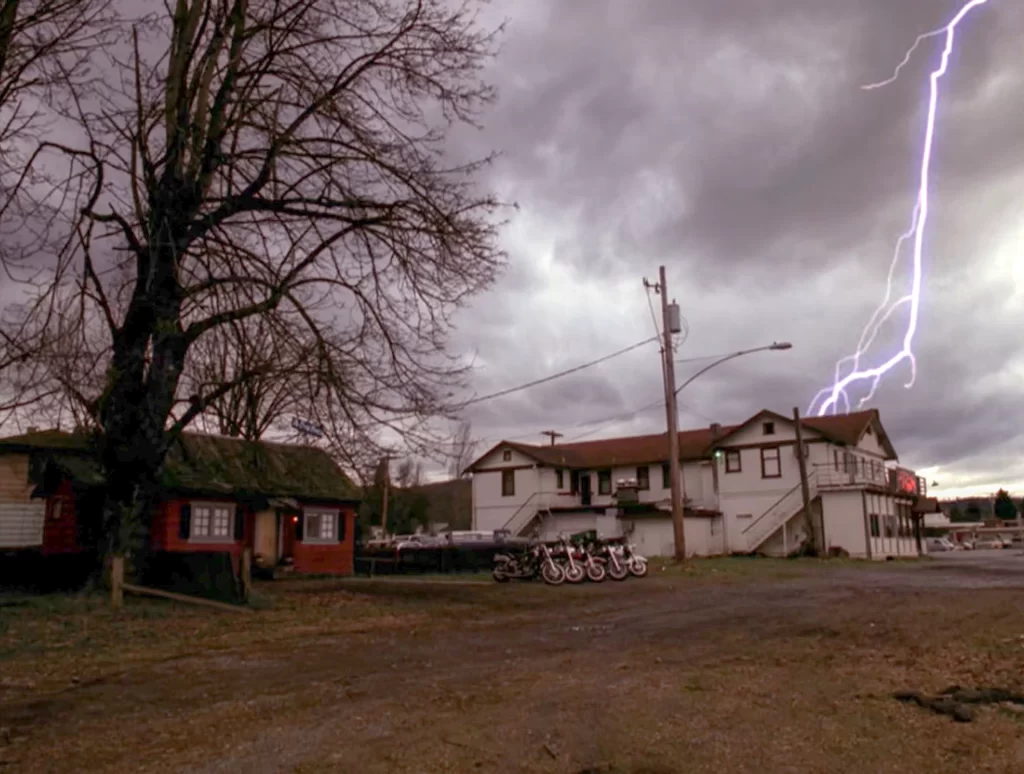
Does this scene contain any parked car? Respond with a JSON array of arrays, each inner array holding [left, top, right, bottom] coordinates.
[[997, 534, 1014, 548], [973, 538, 1004, 550], [926, 537, 956, 553]]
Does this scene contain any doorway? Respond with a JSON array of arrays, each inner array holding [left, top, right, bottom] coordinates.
[[281, 511, 300, 559], [580, 474, 592, 506]]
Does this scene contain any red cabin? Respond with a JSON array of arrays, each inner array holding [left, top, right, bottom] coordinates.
[[0, 429, 360, 577]]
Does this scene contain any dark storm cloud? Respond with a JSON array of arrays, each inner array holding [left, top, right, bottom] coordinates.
[[449, 0, 1023, 493]]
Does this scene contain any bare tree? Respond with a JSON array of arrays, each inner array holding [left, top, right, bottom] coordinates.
[[447, 419, 477, 479], [393, 456, 422, 488], [0, 0, 114, 381], [0, 0, 506, 558], [185, 316, 302, 441]]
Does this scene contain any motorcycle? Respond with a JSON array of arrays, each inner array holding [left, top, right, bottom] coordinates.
[[620, 542, 648, 577], [577, 540, 607, 582], [493, 543, 565, 585], [552, 538, 587, 584], [593, 540, 629, 581]]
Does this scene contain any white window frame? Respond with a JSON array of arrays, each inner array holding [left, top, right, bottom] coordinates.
[[304, 510, 341, 544], [189, 501, 237, 544]]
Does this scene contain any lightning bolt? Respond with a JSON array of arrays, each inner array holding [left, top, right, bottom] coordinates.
[[809, 0, 992, 416]]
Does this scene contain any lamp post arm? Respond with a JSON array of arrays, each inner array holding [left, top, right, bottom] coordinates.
[[674, 345, 777, 396]]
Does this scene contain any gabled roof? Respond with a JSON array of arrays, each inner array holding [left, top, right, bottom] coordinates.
[[708, 408, 898, 460], [0, 428, 360, 503], [467, 425, 736, 473], [465, 406, 900, 473]]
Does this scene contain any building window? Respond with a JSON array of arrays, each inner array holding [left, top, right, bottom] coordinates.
[[598, 469, 612, 495], [502, 449, 512, 462], [724, 450, 741, 473], [760, 447, 782, 479], [762, 421, 775, 436], [870, 514, 880, 537], [555, 469, 564, 489], [661, 463, 671, 489], [191, 503, 234, 540], [884, 515, 896, 538], [570, 470, 580, 494], [636, 466, 650, 490], [501, 469, 515, 497], [304, 511, 340, 543]]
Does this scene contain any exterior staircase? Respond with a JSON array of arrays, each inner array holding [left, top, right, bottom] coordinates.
[[741, 474, 820, 553], [501, 493, 553, 537]]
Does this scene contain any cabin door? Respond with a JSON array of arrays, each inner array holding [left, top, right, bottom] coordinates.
[[281, 511, 300, 559]]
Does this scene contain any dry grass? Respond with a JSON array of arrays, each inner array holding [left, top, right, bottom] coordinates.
[[3, 559, 1024, 773]]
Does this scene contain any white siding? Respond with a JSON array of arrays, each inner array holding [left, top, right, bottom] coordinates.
[[472, 466, 542, 532], [854, 425, 887, 458], [626, 516, 720, 558], [820, 491, 868, 558], [0, 453, 43, 548], [0, 503, 45, 548], [535, 512, 721, 558], [716, 439, 803, 553]]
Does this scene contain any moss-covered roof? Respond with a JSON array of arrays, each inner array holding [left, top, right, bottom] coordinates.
[[0, 429, 360, 503]]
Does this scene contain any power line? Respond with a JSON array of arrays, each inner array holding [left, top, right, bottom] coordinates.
[[454, 336, 658, 409]]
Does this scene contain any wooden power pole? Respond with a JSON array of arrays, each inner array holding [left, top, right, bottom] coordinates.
[[541, 430, 563, 446], [653, 266, 685, 560], [792, 407, 818, 554]]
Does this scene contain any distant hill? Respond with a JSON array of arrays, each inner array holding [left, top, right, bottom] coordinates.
[[408, 478, 472, 531]]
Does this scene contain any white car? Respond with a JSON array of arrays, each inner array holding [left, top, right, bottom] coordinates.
[[974, 538, 1005, 550], [926, 537, 956, 553]]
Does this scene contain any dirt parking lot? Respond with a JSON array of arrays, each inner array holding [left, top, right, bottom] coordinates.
[[3, 555, 1024, 774]]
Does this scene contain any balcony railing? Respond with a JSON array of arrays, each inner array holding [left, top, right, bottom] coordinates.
[[811, 459, 926, 496]]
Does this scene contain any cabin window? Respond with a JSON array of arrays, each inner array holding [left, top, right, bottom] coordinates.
[[598, 469, 612, 495], [760, 447, 782, 479], [189, 503, 235, 541], [724, 450, 741, 473], [502, 450, 512, 462], [762, 421, 775, 436], [501, 469, 515, 497], [304, 510, 340, 543], [870, 514, 880, 537], [636, 466, 650, 490], [555, 469, 564, 489]]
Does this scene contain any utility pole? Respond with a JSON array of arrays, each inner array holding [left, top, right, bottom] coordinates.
[[792, 407, 817, 555], [540, 430, 563, 446], [646, 266, 685, 560], [375, 454, 394, 534]]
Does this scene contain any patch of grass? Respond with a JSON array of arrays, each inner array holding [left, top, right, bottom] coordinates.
[[646, 554, 924, 581]]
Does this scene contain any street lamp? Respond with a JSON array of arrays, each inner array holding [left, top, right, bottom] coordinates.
[[674, 342, 793, 397], [663, 340, 793, 561]]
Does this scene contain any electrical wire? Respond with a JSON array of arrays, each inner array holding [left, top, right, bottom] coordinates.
[[454, 336, 658, 409]]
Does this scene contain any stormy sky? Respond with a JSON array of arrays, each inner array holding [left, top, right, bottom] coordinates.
[[448, 0, 1023, 498]]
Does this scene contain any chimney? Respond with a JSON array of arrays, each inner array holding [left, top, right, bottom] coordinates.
[[709, 423, 722, 439]]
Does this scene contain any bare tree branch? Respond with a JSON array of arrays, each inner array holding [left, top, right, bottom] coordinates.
[[0, 0, 508, 559]]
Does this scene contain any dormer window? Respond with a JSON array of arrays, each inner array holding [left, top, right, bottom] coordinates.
[[762, 421, 775, 436], [502, 449, 512, 462]]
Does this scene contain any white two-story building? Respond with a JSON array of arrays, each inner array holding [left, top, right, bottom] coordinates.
[[465, 408, 938, 559]]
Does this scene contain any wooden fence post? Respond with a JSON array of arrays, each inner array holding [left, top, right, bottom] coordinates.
[[241, 548, 252, 602], [111, 555, 124, 609]]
